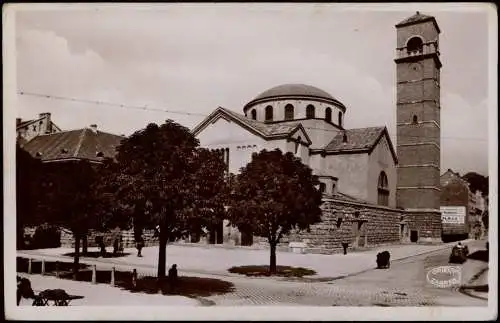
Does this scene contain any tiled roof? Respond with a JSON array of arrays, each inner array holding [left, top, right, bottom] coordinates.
[[396, 12, 440, 33], [22, 128, 124, 162], [324, 126, 385, 152], [221, 107, 300, 137], [193, 107, 311, 144]]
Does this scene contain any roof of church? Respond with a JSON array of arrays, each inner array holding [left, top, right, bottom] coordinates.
[[322, 126, 398, 163], [324, 126, 384, 151], [396, 11, 440, 33], [192, 107, 313, 145], [244, 83, 346, 112], [222, 107, 301, 136], [22, 127, 124, 163]]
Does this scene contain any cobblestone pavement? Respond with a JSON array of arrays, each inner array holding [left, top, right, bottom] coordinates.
[[16, 240, 488, 307], [202, 240, 488, 306]]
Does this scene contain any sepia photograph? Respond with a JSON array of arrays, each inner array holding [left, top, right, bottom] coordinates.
[[3, 2, 497, 321]]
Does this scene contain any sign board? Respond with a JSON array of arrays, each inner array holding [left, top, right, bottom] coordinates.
[[440, 206, 466, 224]]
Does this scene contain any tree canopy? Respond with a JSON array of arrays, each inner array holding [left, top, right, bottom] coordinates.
[[16, 144, 43, 248], [104, 120, 228, 278], [462, 172, 489, 196], [228, 149, 323, 273]]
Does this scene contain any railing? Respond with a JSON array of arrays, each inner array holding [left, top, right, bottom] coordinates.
[[396, 42, 440, 59]]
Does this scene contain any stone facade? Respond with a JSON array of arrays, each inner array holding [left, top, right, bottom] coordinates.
[[60, 228, 160, 249], [404, 210, 442, 243], [251, 197, 404, 254], [395, 13, 443, 242]]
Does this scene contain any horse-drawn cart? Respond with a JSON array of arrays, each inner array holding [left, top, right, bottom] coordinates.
[[17, 276, 84, 306], [32, 289, 84, 306]]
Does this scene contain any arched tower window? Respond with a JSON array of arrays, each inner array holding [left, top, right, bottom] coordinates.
[[319, 183, 326, 194], [306, 105, 315, 119], [325, 107, 332, 122], [338, 112, 343, 127], [265, 105, 273, 121], [295, 136, 301, 154], [284, 104, 294, 120], [412, 115, 418, 124], [377, 171, 389, 206], [407, 36, 423, 54], [251, 109, 257, 120]]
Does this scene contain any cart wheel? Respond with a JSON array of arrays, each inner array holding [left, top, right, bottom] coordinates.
[[32, 297, 46, 306]]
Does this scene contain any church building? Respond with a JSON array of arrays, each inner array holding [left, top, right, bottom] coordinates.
[[191, 11, 443, 252], [193, 85, 398, 207]]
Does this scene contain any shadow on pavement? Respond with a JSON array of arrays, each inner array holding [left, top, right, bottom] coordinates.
[[63, 252, 132, 258], [467, 250, 489, 262]]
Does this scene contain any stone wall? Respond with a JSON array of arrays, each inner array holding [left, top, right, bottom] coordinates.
[[252, 197, 404, 254], [405, 210, 443, 243], [60, 228, 159, 249]]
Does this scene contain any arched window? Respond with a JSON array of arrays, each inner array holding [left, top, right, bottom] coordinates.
[[265, 105, 273, 121], [325, 107, 332, 122], [284, 104, 294, 120], [412, 115, 418, 124], [338, 112, 343, 127], [306, 105, 315, 119], [407, 36, 423, 54], [251, 109, 257, 120], [377, 171, 389, 206], [319, 183, 326, 194], [295, 136, 301, 154]]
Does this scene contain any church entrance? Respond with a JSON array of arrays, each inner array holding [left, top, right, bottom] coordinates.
[[410, 230, 419, 243]]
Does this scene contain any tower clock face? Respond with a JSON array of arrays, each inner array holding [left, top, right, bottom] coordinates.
[[410, 63, 422, 72], [409, 62, 423, 79]]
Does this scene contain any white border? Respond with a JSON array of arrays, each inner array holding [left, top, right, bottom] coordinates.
[[3, 2, 498, 321]]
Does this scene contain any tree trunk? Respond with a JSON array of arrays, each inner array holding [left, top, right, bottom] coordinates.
[[82, 235, 88, 255], [73, 234, 80, 279], [157, 230, 168, 279], [269, 242, 277, 274]]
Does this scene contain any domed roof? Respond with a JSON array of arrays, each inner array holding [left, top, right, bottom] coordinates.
[[244, 83, 346, 112]]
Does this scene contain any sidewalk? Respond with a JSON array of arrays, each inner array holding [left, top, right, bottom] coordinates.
[[17, 239, 474, 279], [16, 273, 199, 306]]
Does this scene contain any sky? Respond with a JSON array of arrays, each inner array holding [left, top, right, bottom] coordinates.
[[7, 3, 495, 176]]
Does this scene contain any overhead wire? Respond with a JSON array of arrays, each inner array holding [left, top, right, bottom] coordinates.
[[17, 90, 488, 142]]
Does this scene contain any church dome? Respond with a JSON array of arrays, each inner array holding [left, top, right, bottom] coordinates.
[[243, 83, 346, 112]]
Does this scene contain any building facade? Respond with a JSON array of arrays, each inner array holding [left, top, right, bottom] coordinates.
[[440, 169, 488, 240], [395, 12, 443, 243], [16, 112, 61, 145]]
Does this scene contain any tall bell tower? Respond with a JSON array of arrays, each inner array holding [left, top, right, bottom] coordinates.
[[395, 12, 442, 243]]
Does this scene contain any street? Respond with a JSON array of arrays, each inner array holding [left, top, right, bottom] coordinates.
[[16, 239, 488, 307], [201, 240, 488, 306]]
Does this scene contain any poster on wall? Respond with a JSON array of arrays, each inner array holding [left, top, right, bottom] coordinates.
[[440, 206, 466, 224]]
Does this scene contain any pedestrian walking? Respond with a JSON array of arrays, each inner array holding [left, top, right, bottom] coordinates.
[[168, 264, 178, 291]]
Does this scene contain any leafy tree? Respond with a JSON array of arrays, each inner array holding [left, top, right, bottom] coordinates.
[[36, 159, 125, 277], [107, 120, 227, 279], [228, 149, 323, 273], [16, 144, 43, 249], [482, 211, 489, 231], [463, 172, 489, 196]]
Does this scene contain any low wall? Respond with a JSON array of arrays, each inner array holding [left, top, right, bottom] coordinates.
[[247, 198, 404, 254], [60, 228, 160, 249]]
